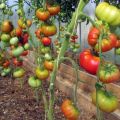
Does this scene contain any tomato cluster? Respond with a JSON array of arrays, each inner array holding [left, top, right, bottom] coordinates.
[[88, 27, 117, 52]]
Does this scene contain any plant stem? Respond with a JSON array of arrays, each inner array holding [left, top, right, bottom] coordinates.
[[47, 0, 89, 120], [34, 88, 39, 104]]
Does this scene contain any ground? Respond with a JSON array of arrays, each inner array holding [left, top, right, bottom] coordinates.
[[0, 71, 118, 120]]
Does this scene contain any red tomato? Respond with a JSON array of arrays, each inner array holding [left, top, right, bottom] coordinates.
[[41, 24, 57, 36], [15, 27, 22, 37], [88, 27, 100, 46], [36, 8, 50, 21], [3, 60, 10, 68], [115, 40, 120, 48], [61, 99, 79, 120], [13, 58, 23, 66], [79, 49, 100, 75], [22, 33, 29, 44], [21, 50, 29, 56], [41, 37, 51, 46], [47, 4, 60, 16], [35, 28, 42, 39], [88, 27, 117, 52]]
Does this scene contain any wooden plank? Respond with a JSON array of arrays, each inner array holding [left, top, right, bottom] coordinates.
[[23, 55, 120, 119]]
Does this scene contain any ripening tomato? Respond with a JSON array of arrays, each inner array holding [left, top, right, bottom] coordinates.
[[41, 37, 51, 46], [79, 49, 100, 75], [35, 28, 42, 39], [15, 27, 22, 37], [17, 19, 26, 29], [36, 8, 50, 21], [26, 19, 32, 27], [115, 40, 120, 48], [41, 24, 57, 36], [13, 58, 23, 66], [91, 89, 118, 113], [1, 20, 13, 33], [44, 60, 54, 71], [95, 2, 120, 26], [3, 60, 10, 68], [13, 68, 25, 78], [21, 50, 29, 56], [88, 27, 117, 52], [98, 62, 120, 83], [61, 99, 79, 120], [47, 4, 60, 16], [35, 67, 49, 80]]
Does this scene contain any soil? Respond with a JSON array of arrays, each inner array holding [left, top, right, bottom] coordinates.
[[0, 71, 118, 120]]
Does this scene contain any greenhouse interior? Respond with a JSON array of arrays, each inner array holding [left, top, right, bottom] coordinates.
[[0, 0, 120, 120]]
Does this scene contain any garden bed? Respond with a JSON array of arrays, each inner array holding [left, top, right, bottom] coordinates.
[[0, 71, 119, 120]]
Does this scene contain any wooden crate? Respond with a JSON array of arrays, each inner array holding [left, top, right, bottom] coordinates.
[[23, 51, 120, 120]]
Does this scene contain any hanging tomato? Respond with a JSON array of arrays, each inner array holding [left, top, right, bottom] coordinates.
[[88, 27, 117, 52], [61, 99, 79, 120], [79, 49, 100, 75]]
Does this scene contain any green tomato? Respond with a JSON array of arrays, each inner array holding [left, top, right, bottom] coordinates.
[[115, 48, 120, 55], [95, 2, 120, 26], [44, 53, 52, 60], [3, 67, 11, 74], [0, 3, 6, 9], [10, 37, 19, 45], [28, 76, 41, 88], [1, 71, 7, 77], [24, 43, 30, 50], [91, 89, 118, 113], [13, 68, 25, 78], [1, 33, 11, 42], [12, 46, 24, 57], [41, 47, 50, 54]]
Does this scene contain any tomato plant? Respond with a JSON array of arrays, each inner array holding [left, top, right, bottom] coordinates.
[[79, 49, 100, 75], [95, 2, 120, 26], [61, 99, 79, 120], [98, 62, 120, 83], [91, 89, 118, 113]]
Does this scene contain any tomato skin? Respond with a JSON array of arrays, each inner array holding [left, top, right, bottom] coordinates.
[[28, 76, 41, 88], [13, 58, 23, 66], [26, 19, 32, 27], [3, 60, 10, 68], [115, 48, 120, 55], [41, 37, 51, 46], [36, 9, 50, 21], [91, 89, 118, 113], [47, 4, 60, 15], [44, 60, 54, 71], [79, 49, 100, 75], [41, 24, 57, 36], [21, 50, 29, 56], [35, 28, 42, 39], [35, 67, 49, 80], [98, 63, 120, 83], [17, 19, 26, 29], [61, 99, 79, 120], [88, 27, 117, 52], [88, 27, 100, 46], [15, 27, 22, 37], [1, 20, 13, 33], [95, 2, 120, 26], [115, 40, 120, 48], [13, 68, 25, 78]]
